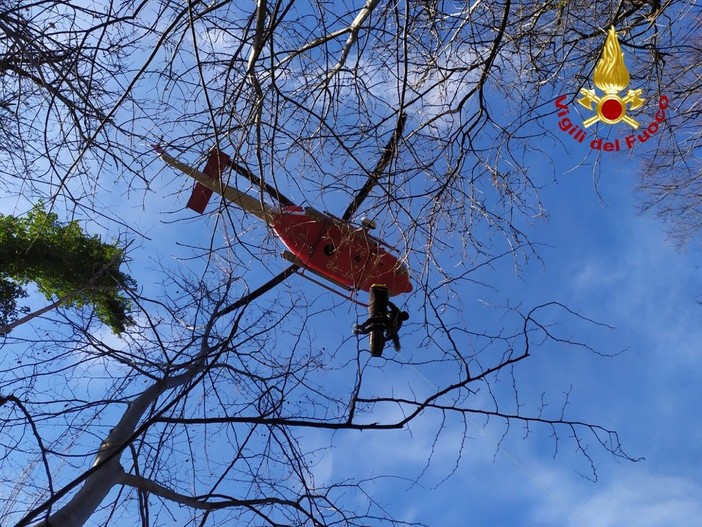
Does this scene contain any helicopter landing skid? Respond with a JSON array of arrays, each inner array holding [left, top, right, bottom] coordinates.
[[280, 251, 367, 306]]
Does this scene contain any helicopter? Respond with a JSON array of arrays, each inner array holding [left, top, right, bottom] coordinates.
[[153, 137, 411, 356]]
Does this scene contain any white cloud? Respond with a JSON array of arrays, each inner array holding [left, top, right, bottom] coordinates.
[[200, 26, 242, 53], [533, 469, 702, 527]]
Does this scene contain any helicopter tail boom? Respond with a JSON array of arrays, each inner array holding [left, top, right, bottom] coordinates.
[[153, 145, 275, 223]]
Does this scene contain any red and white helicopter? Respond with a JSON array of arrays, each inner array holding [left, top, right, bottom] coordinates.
[[152, 144, 412, 299], [153, 140, 412, 356]]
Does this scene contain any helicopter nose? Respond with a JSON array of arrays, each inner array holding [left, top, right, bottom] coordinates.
[[391, 263, 413, 295]]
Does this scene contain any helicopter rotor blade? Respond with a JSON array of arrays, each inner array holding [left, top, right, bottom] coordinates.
[[255, 113, 406, 302], [341, 112, 406, 222], [228, 160, 297, 208], [215, 263, 300, 318]]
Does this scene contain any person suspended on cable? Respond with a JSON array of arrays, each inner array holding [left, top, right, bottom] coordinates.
[[353, 284, 409, 356]]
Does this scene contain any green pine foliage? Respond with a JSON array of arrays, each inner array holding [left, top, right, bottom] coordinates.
[[0, 204, 136, 333]]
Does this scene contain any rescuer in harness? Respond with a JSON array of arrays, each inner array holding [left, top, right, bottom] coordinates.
[[353, 284, 410, 357]]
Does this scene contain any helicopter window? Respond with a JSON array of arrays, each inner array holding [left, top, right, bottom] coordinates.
[[323, 243, 336, 256]]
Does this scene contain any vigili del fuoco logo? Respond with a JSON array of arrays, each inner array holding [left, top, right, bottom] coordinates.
[[555, 26, 669, 152]]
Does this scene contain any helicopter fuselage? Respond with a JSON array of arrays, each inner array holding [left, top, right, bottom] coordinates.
[[154, 146, 412, 296], [271, 205, 411, 296]]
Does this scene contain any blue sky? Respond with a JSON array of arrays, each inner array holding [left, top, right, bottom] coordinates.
[[9, 124, 701, 526], [271, 144, 701, 526], [2, 3, 701, 526], [137, 139, 701, 526], [335, 144, 702, 526]]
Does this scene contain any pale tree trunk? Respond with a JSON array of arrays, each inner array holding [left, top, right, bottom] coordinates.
[[29, 315, 218, 527], [1, 296, 67, 335]]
